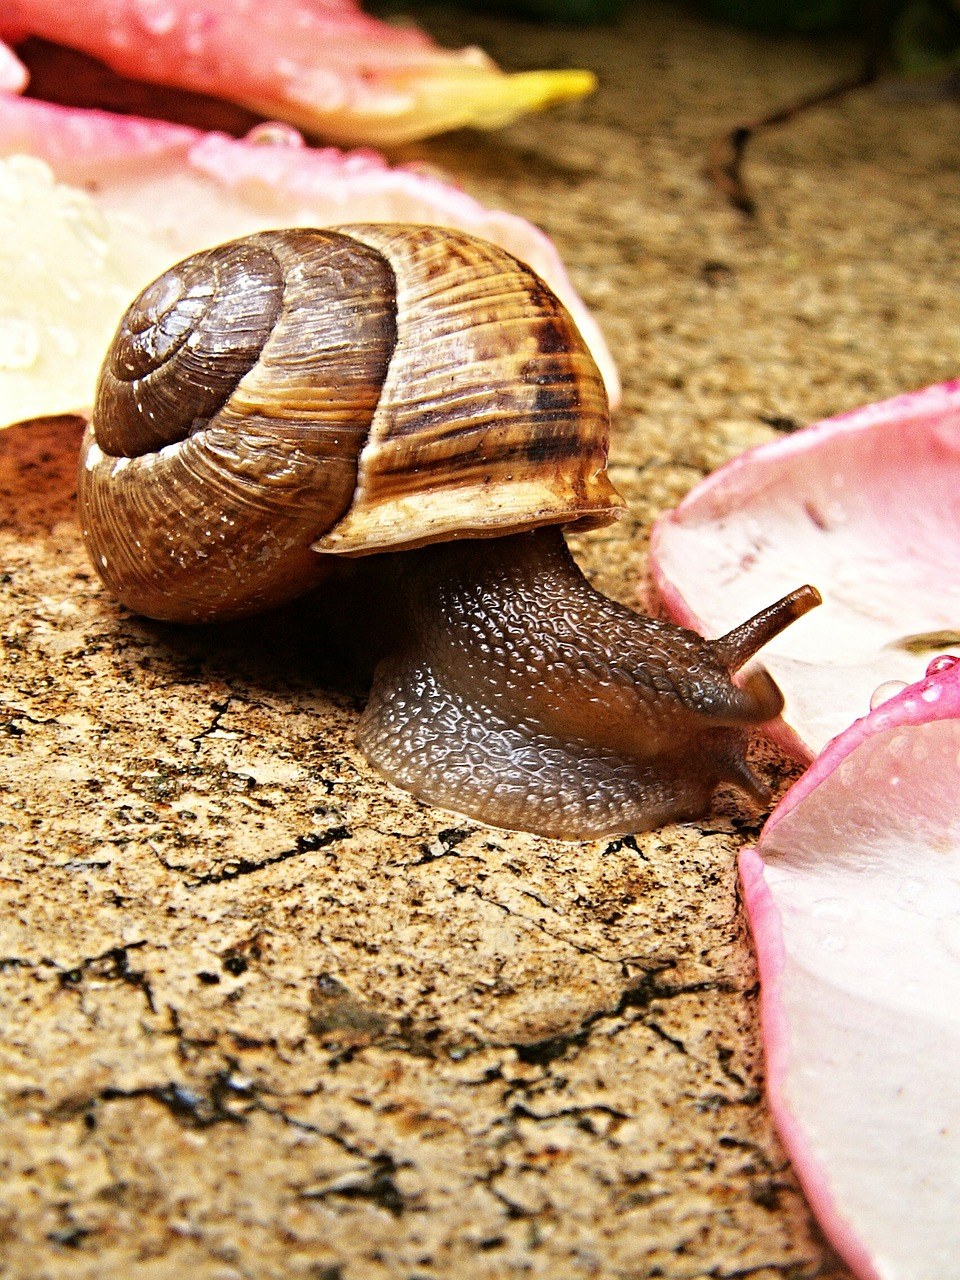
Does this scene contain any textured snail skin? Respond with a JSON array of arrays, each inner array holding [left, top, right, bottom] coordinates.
[[79, 224, 821, 839], [360, 529, 820, 839]]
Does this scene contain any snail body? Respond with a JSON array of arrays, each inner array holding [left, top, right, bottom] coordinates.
[[79, 226, 819, 839]]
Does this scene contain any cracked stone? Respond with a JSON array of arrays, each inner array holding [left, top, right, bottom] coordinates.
[[4, 7, 956, 1277]]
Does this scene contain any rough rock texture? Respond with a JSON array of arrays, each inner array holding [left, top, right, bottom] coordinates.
[[2, 6, 959, 1278]]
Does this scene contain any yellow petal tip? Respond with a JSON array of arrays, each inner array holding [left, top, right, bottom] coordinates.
[[513, 67, 598, 108], [459, 67, 597, 130], [258, 64, 597, 146]]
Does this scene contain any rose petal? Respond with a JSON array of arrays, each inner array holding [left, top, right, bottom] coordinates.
[[0, 153, 165, 425], [741, 656, 960, 1280], [0, 0, 595, 145], [0, 95, 618, 426], [649, 382, 960, 759]]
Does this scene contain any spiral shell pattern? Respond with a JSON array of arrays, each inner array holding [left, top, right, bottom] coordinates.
[[93, 241, 285, 457], [80, 230, 397, 621], [79, 226, 622, 623]]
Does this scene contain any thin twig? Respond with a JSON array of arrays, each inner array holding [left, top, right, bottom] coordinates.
[[706, 4, 896, 216]]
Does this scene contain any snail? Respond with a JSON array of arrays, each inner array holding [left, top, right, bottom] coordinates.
[[78, 224, 820, 840]]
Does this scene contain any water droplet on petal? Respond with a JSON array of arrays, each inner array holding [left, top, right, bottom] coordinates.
[[132, 0, 177, 37], [245, 121, 306, 149], [819, 932, 846, 955], [870, 679, 908, 710], [811, 896, 854, 924], [926, 654, 960, 677]]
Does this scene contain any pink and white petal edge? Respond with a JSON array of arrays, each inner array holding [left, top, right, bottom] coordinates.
[[739, 846, 883, 1280], [0, 93, 619, 406], [739, 658, 960, 1280], [0, 0, 595, 146], [651, 379, 960, 635]]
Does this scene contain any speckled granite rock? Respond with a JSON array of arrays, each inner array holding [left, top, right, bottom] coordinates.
[[2, 5, 959, 1278]]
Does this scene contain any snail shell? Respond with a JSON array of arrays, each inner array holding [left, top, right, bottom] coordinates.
[[79, 225, 622, 622]]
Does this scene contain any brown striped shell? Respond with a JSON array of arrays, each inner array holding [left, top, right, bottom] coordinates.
[[78, 224, 623, 623]]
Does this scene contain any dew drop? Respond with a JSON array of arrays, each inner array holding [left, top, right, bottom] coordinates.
[[811, 896, 854, 925], [245, 121, 306, 150], [926, 654, 960, 677], [819, 932, 846, 955], [836, 753, 859, 788], [133, 0, 178, 36], [870, 679, 908, 710]]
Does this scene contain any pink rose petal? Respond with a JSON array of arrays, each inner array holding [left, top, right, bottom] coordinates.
[[650, 382, 960, 760], [0, 0, 595, 145], [742, 656, 960, 1280], [0, 94, 619, 424]]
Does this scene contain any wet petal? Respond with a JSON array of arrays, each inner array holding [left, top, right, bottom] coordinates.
[[0, 152, 163, 424], [0, 0, 594, 145], [741, 657, 960, 1280], [0, 95, 618, 426], [649, 382, 960, 759]]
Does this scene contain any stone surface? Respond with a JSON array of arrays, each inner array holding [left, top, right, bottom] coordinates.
[[2, 5, 959, 1278]]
